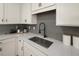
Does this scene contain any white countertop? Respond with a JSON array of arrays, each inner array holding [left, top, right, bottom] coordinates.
[[0, 33, 79, 56], [20, 33, 79, 56]]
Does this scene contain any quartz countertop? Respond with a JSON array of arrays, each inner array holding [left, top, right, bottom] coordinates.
[[20, 33, 79, 56], [0, 33, 79, 56]]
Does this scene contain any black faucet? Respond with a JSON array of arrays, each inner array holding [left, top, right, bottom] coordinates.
[[39, 22, 47, 38]]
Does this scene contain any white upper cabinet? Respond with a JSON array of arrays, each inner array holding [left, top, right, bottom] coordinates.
[[32, 3, 55, 11], [41, 3, 55, 7], [56, 3, 79, 26], [4, 3, 20, 24], [32, 3, 56, 14], [0, 4, 4, 24], [0, 3, 21, 24], [0, 3, 37, 24], [32, 3, 39, 11], [21, 3, 37, 24], [21, 3, 32, 24]]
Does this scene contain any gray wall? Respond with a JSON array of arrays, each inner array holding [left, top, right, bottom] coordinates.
[[62, 26, 79, 36], [31, 10, 63, 41], [0, 10, 78, 41], [0, 24, 16, 34], [30, 10, 79, 41]]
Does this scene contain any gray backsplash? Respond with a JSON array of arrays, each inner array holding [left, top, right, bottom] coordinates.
[[61, 26, 79, 36], [0, 10, 79, 41], [0, 24, 17, 34], [30, 10, 63, 41], [30, 10, 79, 41]]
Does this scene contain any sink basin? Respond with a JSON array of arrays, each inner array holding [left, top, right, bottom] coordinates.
[[29, 36, 53, 48]]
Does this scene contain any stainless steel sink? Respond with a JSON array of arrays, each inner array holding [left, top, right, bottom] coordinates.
[[29, 36, 53, 48]]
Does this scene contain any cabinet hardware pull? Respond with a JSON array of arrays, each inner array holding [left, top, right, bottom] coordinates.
[[16, 54, 19, 56], [38, 3, 42, 7], [21, 47, 23, 51], [30, 54, 32, 56], [0, 42, 2, 44], [6, 19, 7, 22], [19, 40, 21, 42], [2, 19, 4, 22], [25, 19, 27, 22], [0, 47, 2, 51]]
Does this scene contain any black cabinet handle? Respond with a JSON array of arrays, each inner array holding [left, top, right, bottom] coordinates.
[[30, 54, 32, 56], [19, 40, 21, 42], [38, 3, 42, 7], [25, 19, 27, 22], [2, 19, 4, 22], [0, 47, 2, 51], [6, 19, 8, 22], [21, 47, 23, 51], [0, 42, 2, 44]]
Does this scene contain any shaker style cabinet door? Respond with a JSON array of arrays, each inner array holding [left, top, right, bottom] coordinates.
[[32, 3, 55, 11], [18, 38, 24, 56], [24, 42, 38, 56], [56, 3, 79, 26], [32, 3, 39, 11], [24, 46, 33, 56], [21, 3, 32, 24], [32, 3, 56, 14], [41, 3, 55, 8], [24, 42, 46, 56], [1, 38, 16, 56], [0, 4, 4, 24], [4, 3, 20, 24], [0, 41, 3, 56]]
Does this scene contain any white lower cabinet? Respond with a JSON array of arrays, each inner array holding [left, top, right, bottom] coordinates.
[[0, 38, 17, 56], [24, 42, 46, 56], [0, 36, 46, 56], [17, 38, 24, 56], [0, 44, 2, 56], [24, 46, 33, 56]]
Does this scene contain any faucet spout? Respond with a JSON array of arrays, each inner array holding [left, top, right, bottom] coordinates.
[[39, 22, 47, 38]]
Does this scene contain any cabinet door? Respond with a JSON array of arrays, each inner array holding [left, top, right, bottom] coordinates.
[[21, 3, 32, 24], [56, 3, 79, 26], [24, 46, 33, 56], [32, 3, 39, 11], [2, 38, 16, 56], [0, 41, 3, 56], [0, 4, 4, 24], [32, 3, 56, 14], [32, 3, 55, 11], [24, 42, 34, 56], [24, 42, 46, 56], [18, 39, 24, 56], [4, 3, 20, 24], [0, 47, 2, 56], [41, 3, 55, 8]]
